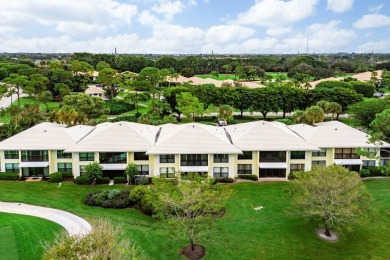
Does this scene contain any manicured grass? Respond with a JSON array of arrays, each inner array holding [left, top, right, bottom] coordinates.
[[196, 74, 237, 81], [265, 72, 289, 78], [0, 179, 388, 259], [0, 212, 63, 260]]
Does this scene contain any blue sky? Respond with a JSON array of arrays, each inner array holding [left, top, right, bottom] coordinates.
[[0, 0, 389, 54]]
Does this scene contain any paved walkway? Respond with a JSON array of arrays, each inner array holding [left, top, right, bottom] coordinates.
[[0, 202, 91, 236]]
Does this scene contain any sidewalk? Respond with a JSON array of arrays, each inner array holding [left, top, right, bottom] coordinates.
[[0, 202, 91, 236]]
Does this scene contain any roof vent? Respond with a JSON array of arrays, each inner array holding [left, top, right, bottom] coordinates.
[[335, 128, 337, 131], [44, 130, 47, 132]]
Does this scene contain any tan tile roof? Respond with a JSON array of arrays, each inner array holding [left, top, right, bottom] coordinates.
[[85, 85, 104, 94]]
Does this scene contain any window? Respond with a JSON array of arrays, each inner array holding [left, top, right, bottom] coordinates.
[[237, 164, 252, 174], [238, 151, 252, 160], [213, 167, 229, 178], [259, 151, 286, 162], [5, 163, 19, 173], [259, 168, 286, 178], [134, 152, 149, 161], [58, 163, 72, 173], [79, 165, 86, 175], [160, 154, 175, 163], [181, 154, 208, 166], [312, 161, 326, 167], [290, 151, 305, 160], [380, 148, 390, 158], [159, 167, 175, 178], [57, 150, 72, 159], [4, 150, 19, 159], [312, 148, 327, 157], [79, 152, 94, 161], [335, 148, 359, 159], [380, 159, 389, 167], [99, 152, 126, 164], [362, 160, 375, 167], [137, 165, 149, 175], [213, 154, 229, 163], [290, 164, 305, 174], [21, 150, 48, 161]]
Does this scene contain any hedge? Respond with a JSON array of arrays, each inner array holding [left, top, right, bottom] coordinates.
[[215, 177, 235, 183], [75, 176, 110, 185], [61, 171, 73, 178], [238, 174, 258, 181], [0, 172, 19, 181], [129, 186, 156, 215], [48, 172, 63, 183], [114, 176, 127, 184], [105, 101, 135, 115], [84, 190, 130, 208]]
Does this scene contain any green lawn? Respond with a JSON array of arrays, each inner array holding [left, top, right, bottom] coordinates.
[[0, 179, 388, 259], [0, 97, 60, 123], [0, 213, 63, 260], [196, 74, 237, 81]]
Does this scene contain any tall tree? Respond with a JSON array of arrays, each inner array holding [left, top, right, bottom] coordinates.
[[286, 165, 371, 238], [176, 92, 204, 121], [271, 84, 306, 118], [328, 102, 342, 120], [153, 176, 231, 259], [232, 87, 254, 117], [98, 68, 122, 101], [370, 109, 390, 141], [138, 67, 162, 111], [251, 88, 281, 119], [36, 90, 53, 110], [25, 73, 49, 97], [3, 73, 29, 109]]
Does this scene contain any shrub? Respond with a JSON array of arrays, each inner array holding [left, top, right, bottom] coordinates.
[[238, 174, 258, 181], [48, 172, 63, 183], [84, 190, 130, 209], [215, 177, 235, 183], [96, 177, 111, 184], [366, 166, 382, 176], [114, 176, 127, 184], [75, 175, 91, 185], [105, 101, 135, 115], [0, 172, 19, 181], [276, 118, 292, 125], [85, 162, 103, 185], [134, 175, 149, 185], [61, 171, 73, 178], [109, 115, 137, 123], [359, 168, 370, 177], [129, 186, 156, 215]]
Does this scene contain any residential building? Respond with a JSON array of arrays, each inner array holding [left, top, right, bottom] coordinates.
[[0, 120, 388, 179]]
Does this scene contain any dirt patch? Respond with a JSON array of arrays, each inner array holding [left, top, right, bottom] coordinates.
[[387, 209, 390, 214], [316, 228, 339, 242], [181, 244, 206, 260]]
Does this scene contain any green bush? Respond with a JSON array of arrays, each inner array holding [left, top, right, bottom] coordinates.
[[359, 168, 370, 177], [215, 177, 235, 183], [84, 190, 130, 208], [61, 171, 73, 178], [109, 115, 137, 123], [134, 175, 149, 185], [366, 166, 382, 176], [114, 176, 127, 184], [349, 81, 375, 97], [75, 175, 91, 185], [105, 101, 135, 115], [276, 119, 292, 125], [49, 172, 63, 183], [238, 174, 258, 181], [129, 186, 156, 215], [96, 177, 111, 184], [0, 172, 19, 181]]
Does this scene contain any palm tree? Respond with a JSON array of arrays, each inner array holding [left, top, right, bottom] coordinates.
[[56, 106, 79, 125], [304, 106, 324, 125], [328, 102, 342, 120]]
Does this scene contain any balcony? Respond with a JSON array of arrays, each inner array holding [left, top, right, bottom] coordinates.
[[334, 153, 360, 159], [21, 151, 48, 162], [259, 151, 286, 163]]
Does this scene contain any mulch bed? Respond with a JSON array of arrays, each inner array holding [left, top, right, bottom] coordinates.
[[181, 244, 206, 260], [316, 228, 339, 242]]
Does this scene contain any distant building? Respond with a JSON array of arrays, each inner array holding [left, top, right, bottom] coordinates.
[[85, 85, 105, 99]]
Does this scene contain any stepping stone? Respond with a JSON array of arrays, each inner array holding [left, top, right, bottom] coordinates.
[[109, 180, 114, 186]]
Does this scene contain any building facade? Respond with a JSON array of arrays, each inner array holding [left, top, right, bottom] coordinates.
[[0, 121, 388, 179]]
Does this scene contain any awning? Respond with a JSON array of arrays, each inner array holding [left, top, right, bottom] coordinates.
[[19, 162, 49, 168], [259, 163, 288, 169], [180, 166, 209, 172], [334, 159, 363, 165], [101, 164, 127, 170]]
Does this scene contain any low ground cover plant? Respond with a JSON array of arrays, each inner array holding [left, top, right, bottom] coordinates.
[[84, 189, 130, 208]]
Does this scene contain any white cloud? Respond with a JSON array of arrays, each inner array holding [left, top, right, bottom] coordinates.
[[369, 4, 383, 12], [205, 25, 255, 44], [277, 20, 356, 53], [266, 27, 292, 36], [236, 0, 319, 27], [354, 14, 390, 29], [356, 38, 390, 53], [151, 1, 186, 20], [0, 0, 137, 36], [327, 0, 354, 13]]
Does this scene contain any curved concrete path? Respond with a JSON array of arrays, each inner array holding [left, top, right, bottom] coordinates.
[[0, 202, 91, 236]]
